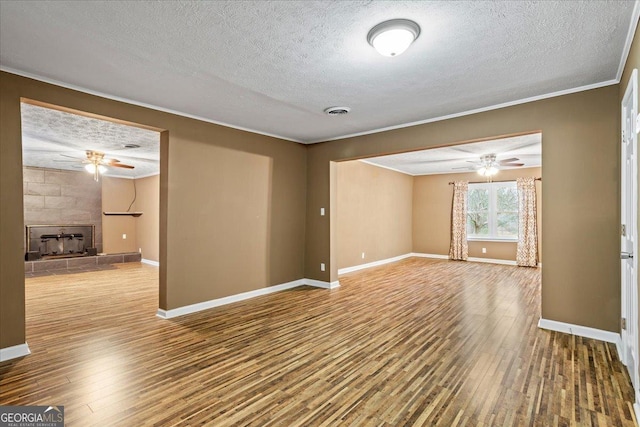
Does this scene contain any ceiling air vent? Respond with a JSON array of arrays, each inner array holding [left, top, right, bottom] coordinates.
[[324, 106, 351, 116]]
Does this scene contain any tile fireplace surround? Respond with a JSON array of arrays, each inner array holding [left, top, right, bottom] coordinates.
[[24, 252, 142, 277]]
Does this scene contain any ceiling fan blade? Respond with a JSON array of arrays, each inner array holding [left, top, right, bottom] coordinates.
[[499, 157, 520, 164], [501, 162, 525, 167], [59, 154, 85, 160], [108, 163, 135, 169], [452, 166, 476, 170], [105, 158, 121, 164]]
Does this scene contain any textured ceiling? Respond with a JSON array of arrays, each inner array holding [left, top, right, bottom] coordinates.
[[21, 103, 160, 178], [0, 1, 637, 143], [362, 133, 541, 176]]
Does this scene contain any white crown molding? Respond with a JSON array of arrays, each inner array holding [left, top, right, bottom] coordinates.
[[0, 67, 303, 144], [103, 172, 161, 180], [616, 0, 640, 81], [359, 159, 415, 176], [2, 68, 622, 147], [338, 253, 413, 275], [0, 343, 31, 362], [141, 259, 159, 267], [310, 80, 619, 144]]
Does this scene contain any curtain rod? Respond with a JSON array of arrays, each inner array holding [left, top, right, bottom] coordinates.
[[448, 177, 542, 185]]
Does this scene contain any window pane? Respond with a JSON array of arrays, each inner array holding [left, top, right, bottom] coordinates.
[[467, 212, 489, 235], [497, 186, 518, 211], [468, 188, 489, 212], [496, 212, 518, 237]]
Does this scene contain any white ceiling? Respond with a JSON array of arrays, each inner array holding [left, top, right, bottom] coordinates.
[[361, 133, 541, 176], [21, 103, 160, 178], [1, 1, 637, 144]]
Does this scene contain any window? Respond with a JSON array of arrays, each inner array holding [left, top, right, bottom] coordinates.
[[467, 182, 518, 240]]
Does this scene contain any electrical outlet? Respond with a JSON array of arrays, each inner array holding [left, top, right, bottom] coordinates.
[[122, 234, 127, 240], [482, 247, 486, 254], [320, 208, 325, 216], [362, 252, 365, 259], [138, 248, 142, 253], [320, 263, 325, 272]]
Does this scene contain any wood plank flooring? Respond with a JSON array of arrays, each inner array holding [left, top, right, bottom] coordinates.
[[0, 258, 636, 426]]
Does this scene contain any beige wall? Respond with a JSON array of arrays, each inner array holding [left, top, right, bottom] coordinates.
[[0, 71, 307, 349], [413, 167, 542, 261], [307, 85, 620, 332], [336, 161, 413, 269], [135, 175, 159, 262], [101, 177, 137, 254], [23, 166, 103, 252]]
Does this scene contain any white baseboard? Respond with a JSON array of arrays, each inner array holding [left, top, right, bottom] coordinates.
[[412, 252, 519, 266], [157, 279, 305, 319], [537, 318, 621, 345], [156, 277, 340, 319], [468, 257, 517, 266], [338, 253, 412, 275], [304, 278, 340, 289], [411, 253, 449, 260], [0, 343, 31, 362], [141, 259, 160, 266]]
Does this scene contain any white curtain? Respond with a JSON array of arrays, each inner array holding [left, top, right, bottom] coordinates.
[[516, 177, 538, 267], [449, 181, 468, 261]]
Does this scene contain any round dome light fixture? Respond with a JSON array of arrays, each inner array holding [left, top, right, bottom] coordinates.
[[367, 19, 420, 57]]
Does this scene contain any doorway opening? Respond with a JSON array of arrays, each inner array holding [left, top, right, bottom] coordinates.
[[332, 131, 542, 276], [20, 98, 164, 316]]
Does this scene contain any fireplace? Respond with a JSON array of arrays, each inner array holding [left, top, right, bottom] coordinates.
[[26, 225, 96, 260]]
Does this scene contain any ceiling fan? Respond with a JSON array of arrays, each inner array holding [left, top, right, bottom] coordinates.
[[58, 150, 134, 181], [453, 154, 524, 176]]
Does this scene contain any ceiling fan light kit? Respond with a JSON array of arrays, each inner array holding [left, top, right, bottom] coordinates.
[[58, 150, 136, 181], [367, 19, 420, 57], [84, 163, 107, 174]]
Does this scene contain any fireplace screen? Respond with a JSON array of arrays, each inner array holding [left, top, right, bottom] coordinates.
[[26, 225, 95, 259]]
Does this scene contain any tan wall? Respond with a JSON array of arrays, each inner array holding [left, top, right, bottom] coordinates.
[[307, 86, 620, 332], [23, 166, 103, 252], [135, 175, 159, 262], [336, 161, 413, 269], [101, 177, 137, 253], [413, 167, 542, 261], [0, 71, 307, 349]]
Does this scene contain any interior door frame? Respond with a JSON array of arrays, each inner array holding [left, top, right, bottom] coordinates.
[[621, 68, 639, 413]]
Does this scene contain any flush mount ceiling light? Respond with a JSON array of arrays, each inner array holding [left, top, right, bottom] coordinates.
[[367, 19, 420, 57]]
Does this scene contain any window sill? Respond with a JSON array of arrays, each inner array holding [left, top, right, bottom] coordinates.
[[467, 237, 518, 243]]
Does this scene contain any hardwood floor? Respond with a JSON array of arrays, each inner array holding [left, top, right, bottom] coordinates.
[[0, 258, 635, 426]]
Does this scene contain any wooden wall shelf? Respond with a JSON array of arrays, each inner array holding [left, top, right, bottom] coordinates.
[[103, 212, 143, 217]]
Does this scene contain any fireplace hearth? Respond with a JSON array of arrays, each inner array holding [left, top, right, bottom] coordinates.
[[26, 225, 96, 260]]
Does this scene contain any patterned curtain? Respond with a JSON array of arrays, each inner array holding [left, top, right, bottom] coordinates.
[[449, 181, 468, 261], [516, 177, 538, 267]]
